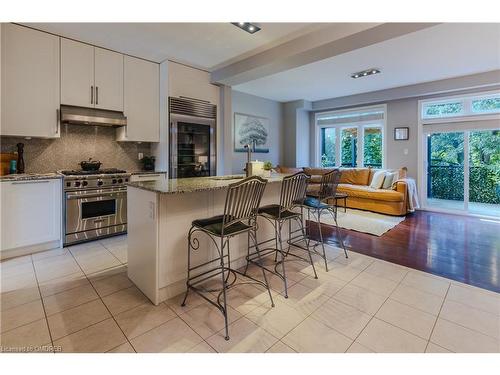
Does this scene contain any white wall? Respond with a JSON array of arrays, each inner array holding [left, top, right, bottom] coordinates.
[[229, 90, 284, 174]]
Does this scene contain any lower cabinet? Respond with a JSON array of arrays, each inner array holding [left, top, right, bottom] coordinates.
[[1, 179, 62, 253]]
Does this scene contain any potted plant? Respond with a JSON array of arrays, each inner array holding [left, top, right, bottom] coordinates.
[[140, 156, 155, 171], [263, 161, 273, 177]]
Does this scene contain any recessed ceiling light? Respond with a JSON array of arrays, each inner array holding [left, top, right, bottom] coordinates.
[[231, 22, 261, 34], [351, 68, 381, 79]]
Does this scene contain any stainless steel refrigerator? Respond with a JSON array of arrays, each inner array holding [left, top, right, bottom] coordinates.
[[168, 97, 217, 179]]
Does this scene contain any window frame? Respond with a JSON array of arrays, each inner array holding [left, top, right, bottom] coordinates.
[[420, 90, 500, 124], [421, 99, 466, 119], [314, 104, 387, 168]]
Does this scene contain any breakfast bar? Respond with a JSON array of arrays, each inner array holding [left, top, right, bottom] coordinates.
[[126, 174, 288, 304]]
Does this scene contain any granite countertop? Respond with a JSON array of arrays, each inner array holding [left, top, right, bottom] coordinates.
[[0, 173, 63, 182], [127, 174, 287, 194]]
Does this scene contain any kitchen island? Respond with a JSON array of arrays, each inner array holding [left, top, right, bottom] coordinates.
[[126, 174, 289, 304]]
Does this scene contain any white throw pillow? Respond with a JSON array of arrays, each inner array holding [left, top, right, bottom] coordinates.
[[382, 172, 398, 189], [369, 170, 386, 189]]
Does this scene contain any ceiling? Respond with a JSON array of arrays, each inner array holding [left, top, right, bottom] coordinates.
[[233, 23, 500, 102], [24, 22, 320, 69]]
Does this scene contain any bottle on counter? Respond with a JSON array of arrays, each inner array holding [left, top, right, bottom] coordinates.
[[16, 143, 25, 174], [9, 159, 17, 174]]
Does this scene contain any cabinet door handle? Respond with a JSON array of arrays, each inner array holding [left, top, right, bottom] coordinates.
[[55, 108, 60, 135], [96, 86, 99, 105], [91, 86, 94, 104]]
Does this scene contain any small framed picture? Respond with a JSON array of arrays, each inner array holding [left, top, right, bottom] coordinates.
[[394, 127, 409, 141]]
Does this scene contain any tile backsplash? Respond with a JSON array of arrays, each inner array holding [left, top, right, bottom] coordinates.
[[0, 124, 153, 173]]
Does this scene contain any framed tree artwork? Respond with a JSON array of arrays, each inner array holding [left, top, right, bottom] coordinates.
[[234, 113, 270, 153], [394, 127, 409, 140]]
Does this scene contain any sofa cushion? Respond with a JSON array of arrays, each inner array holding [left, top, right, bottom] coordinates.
[[337, 184, 404, 202], [369, 170, 386, 189], [339, 168, 370, 185], [275, 166, 302, 174], [303, 167, 335, 176], [382, 172, 398, 189], [309, 175, 323, 184]]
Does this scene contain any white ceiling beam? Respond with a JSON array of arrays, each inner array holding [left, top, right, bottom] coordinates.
[[211, 23, 440, 86]]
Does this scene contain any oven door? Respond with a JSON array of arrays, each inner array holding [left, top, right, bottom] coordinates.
[[65, 188, 127, 235]]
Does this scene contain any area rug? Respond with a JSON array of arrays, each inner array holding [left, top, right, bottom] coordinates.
[[319, 208, 405, 236]]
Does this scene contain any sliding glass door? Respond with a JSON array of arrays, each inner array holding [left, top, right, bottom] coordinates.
[[468, 130, 500, 216], [425, 129, 499, 217], [426, 132, 465, 210]]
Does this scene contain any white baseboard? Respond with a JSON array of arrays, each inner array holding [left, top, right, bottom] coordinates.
[[0, 240, 61, 261]]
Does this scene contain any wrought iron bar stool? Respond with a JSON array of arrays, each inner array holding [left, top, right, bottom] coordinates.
[[302, 169, 348, 272], [244, 172, 319, 298], [181, 176, 274, 341]]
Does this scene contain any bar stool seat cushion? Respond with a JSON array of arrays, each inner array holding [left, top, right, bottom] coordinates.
[[192, 215, 251, 236], [303, 196, 330, 209], [258, 204, 300, 220]]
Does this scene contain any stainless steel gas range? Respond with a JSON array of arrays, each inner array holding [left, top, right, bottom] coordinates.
[[61, 169, 131, 245]]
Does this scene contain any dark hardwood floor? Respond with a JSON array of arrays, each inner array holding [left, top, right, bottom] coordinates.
[[311, 210, 500, 293]]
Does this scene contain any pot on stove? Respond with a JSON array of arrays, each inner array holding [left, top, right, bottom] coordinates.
[[79, 158, 102, 171]]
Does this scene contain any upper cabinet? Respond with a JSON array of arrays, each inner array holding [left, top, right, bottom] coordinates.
[[94, 48, 124, 111], [61, 39, 123, 111], [117, 56, 160, 142], [1, 24, 61, 138], [60, 39, 94, 109], [168, 61, 219, 104]]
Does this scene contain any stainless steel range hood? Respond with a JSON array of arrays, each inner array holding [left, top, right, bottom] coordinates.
[[60, 105, 127, 127]]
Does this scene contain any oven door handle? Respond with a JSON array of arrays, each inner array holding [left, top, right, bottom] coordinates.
[[66, 189, 127, 200]]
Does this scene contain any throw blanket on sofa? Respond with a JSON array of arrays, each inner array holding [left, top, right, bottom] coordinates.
[[393, 178, 420, 212]]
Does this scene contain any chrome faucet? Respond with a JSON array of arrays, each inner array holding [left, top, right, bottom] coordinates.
[[243, 140, 255, 177], [243, 143, 253, 164]]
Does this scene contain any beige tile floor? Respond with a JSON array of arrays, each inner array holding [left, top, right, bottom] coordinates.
[[1, 235, 499, 353]]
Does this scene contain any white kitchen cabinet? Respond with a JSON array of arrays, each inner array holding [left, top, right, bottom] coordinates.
[[167, 61, 219, 103], [1, 24, 60, 138], [117, 56, 159, 142], [1, 179, 61, 253], [94, 47, 124, 111], [60, 38, 94, 108], [61, 39, 124, 111], [129, 173, 166, 182]]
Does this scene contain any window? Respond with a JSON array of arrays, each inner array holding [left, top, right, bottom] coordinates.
[[363, 126, 383, 168], [422, 101, 464, 118], [320, 128, 336, 167], [421, 92, 500, 121], [471, 97, 500, 113], [341, 128, 358, 167], [316, 106, 386, 168]]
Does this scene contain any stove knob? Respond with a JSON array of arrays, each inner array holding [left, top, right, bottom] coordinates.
[[74, 181, 81, 187], [97, 181, 103, 186], [125, 178, 128, 182], [82, 181, 88, 187], [66, 182, 71, 187], [112, 179, 117, 184], [118, 178, 123, 183]]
